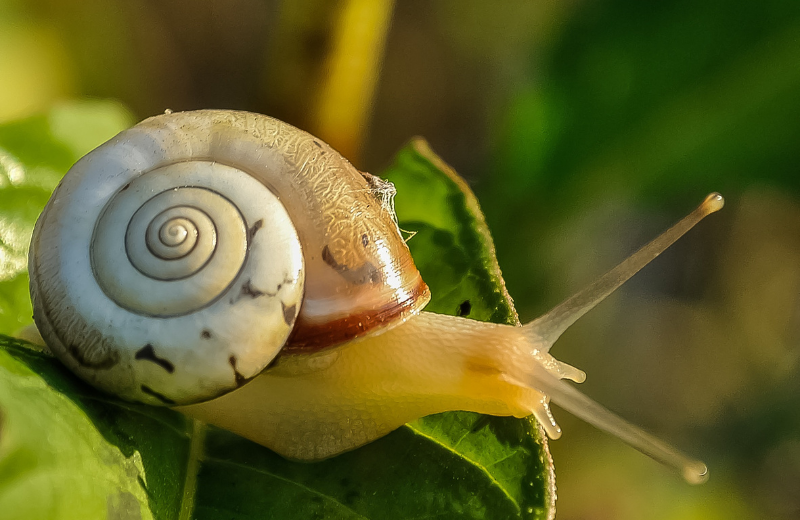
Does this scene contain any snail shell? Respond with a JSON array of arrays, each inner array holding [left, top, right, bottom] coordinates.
[[29, 110, 429, 406]]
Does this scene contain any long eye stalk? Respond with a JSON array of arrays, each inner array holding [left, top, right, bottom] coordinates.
[[525, 368, 710, 484], [523, 193, 723, 484], [528, 193, 724, 345]]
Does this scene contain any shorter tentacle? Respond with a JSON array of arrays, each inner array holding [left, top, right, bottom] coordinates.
[[554, 360, 586, 383], [524, 392, 562, 440]]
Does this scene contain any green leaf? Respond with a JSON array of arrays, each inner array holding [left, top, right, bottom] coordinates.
[[0, 338, 190, 520], [381, 139, 519, 325], [0, 108, 554, 519]]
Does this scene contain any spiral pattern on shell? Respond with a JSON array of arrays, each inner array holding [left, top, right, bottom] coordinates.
[[30, 150, 305, 406], [29, 109, 429, 407], [92, 167, 253, 317]]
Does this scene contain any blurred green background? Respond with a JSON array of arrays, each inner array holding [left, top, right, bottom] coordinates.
[[1, 0, 799, 518]]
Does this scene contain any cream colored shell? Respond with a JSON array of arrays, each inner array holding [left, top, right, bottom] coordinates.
[[29, 109, 429, 406], [30, 135, 304, 405]]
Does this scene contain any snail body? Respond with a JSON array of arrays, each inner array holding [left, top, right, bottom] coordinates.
[[29, 110, 721, 483]]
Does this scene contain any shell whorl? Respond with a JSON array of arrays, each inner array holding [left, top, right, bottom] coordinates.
[[92, 165, 254, 317], [30, 127, 305, 405], [29, 109, 429, 406]]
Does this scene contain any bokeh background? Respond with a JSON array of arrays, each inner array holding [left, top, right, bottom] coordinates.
[[2, 0, 799, 518]]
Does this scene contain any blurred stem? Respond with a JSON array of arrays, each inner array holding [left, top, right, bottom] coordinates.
[[311, 0, 394, 165]]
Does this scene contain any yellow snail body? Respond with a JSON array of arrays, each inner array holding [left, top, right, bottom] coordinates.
[[28, 110, 722, 484]]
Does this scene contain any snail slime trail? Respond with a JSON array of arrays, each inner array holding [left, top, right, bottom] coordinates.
[[28, 110, 719, 484]]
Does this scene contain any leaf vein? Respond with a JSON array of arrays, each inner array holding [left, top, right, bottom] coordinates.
[[404, 424, 521, 514], [203, 456, 370, 519], [178, 420, 206, 520], [78, 394, 190, 437]]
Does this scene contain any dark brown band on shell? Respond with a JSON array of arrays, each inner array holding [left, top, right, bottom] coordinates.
[[284, 277, 430, 353]]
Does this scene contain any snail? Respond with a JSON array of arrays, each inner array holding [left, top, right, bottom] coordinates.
[[28, 109, 721, 484]]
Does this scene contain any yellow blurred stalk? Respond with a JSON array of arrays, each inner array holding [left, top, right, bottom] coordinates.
[[311, 0, 394, 164], [0, 25, 75, 123]]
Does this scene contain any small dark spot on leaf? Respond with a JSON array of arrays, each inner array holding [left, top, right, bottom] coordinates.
[[140, 385, 176, 405], [201, 329, 212, 339], [282, 302, 297, 325], [344, 490, 360, 505], [135, 344, 175, 373], [457, 300, 472, 317]]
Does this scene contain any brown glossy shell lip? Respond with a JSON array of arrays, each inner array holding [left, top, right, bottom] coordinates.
[[284, 277, 431, 353]]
